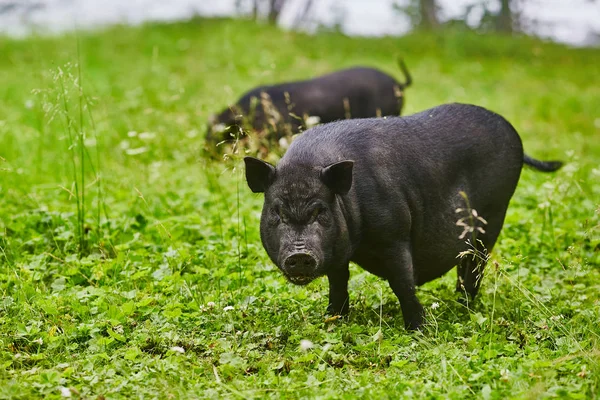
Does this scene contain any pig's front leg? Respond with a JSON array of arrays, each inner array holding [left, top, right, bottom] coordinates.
[[326, 264, 350, 316], [386, 242, 424, 330]]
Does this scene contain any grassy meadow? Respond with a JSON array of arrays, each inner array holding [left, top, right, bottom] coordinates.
[[0, 17, 599, 398]]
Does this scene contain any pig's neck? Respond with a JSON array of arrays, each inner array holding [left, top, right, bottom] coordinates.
[[335, 194, 361, 256]]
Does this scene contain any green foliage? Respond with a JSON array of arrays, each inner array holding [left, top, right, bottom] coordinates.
[[0, 17, 599, 398]]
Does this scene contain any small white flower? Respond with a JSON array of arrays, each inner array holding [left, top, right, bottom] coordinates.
[[278, 137, 289, 149], [113, 325, 124, 334], [305, 116, 321, 127], [207, 301, 216, 308], [431, 302, 440, 310], [299, 339, 313, 351], [538, 201, 550, 210], [500, 368, 510, 381], [372, 329, 383, 343], [127, 131, 138, 137], [138, 132, 156, 140], [59, 387, 71, 397], [125, 147, 148, 155], [33, 338, 43, 345], [223, 306, 234, 311], [212, 123, 226, 132], [24, 100, 34, 109], [170, 346, 185, 354]]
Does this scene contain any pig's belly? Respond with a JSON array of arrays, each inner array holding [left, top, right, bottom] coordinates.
[[410, 201, 506, 285], [412, 242, 465, 285]]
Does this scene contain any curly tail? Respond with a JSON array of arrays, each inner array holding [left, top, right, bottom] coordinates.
[[397, 57, 412, 87], [523, 154, 563, 172]]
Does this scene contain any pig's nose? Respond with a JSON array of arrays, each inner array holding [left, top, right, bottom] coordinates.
[[283, 253, 316, 273]]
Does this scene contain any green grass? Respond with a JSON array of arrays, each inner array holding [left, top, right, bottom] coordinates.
[[1, 17, 599, 399]]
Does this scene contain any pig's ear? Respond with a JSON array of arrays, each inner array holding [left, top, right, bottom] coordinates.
[[244, 157, 276, 193], [321, 160, 354, 195]]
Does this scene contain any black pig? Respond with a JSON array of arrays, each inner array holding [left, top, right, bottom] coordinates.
[[207, 60, 412, 145], [244, 103, 562, 330]]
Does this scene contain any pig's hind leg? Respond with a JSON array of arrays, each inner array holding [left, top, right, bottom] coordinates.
[[456, 212, 504, 301], [456, 240, 489, 301]]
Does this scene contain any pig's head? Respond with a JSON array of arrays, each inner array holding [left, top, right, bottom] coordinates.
[[244, 156, 353, 285]]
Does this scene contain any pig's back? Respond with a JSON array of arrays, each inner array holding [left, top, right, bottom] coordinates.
[[283, 103, 524, 171], [241, 67, 401, 121]]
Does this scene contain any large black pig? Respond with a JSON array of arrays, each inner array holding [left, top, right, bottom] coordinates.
[[244, 103, 562, 330], [207, 60, 412, 145]]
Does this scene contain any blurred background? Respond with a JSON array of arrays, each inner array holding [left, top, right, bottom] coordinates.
[[1, 0, 599, 46]]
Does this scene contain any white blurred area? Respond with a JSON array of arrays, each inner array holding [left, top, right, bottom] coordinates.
[[0, 0, 598, 46]]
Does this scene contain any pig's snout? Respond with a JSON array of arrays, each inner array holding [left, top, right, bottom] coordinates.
[[284, 253, 316, 270], [282, 253, 318, 285]]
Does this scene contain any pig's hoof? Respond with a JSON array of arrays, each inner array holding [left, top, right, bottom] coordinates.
[[405, 318, 423, 331], [326, 304, 349, 316]]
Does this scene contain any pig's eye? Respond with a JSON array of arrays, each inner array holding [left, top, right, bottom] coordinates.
[[309, 206, 325, 224], [273, 206, 288, 224]]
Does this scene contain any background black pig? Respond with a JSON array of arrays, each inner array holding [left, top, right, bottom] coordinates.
[[244, 103, 563, 330], [206, 59, 412, 145]]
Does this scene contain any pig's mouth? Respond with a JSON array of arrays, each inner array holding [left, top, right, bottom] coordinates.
[[285, 273, 317, 286]]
